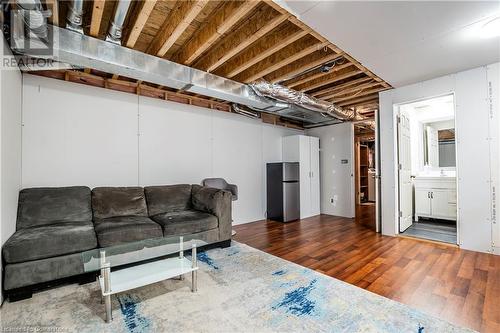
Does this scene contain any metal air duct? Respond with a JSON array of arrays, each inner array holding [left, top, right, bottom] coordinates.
[[15, 0, 50, 40], [66, 0, 84, 34], [107, 0, 132, 44], [250, 81, 362, 122]]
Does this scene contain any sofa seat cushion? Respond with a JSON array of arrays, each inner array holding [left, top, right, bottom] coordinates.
[[151, 210, 218, 236], [94, 216, 163, 247], [3, 221, 97, 264]]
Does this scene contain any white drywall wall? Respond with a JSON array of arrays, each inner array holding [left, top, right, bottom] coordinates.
[[22, 74, 302, 225], [307, 123, 354, 218], [1, 35, 23, 302], [22, 76, 139, 188], [379, 62, 500, 254]]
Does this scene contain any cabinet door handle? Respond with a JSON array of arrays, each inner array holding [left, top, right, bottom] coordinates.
[[431, 192, 433, 199], [428, 192, 430, 198]]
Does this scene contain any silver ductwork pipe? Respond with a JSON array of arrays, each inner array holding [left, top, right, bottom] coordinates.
[[106, 0, 132, 44], [66, 0, 84, 34], [250, 81, 362, 121], [16, 0, 50, 40], [232, 104, 261, 120]]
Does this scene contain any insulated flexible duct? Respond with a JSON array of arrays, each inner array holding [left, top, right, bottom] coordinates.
[[250, 80, 363, 121]]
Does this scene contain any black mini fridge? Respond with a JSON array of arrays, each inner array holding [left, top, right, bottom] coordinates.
[[266, 162, 300, 222]]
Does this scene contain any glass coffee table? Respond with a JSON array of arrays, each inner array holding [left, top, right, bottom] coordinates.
[[81, 235, 209, 323]]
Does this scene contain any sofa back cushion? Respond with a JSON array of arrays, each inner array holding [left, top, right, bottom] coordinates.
[[92, 187, 148, 220], [17, 186, 92, 229], [144, 184, 192, 216]]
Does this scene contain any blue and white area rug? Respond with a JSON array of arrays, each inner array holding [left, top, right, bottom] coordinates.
[[1, 242, 474, 333]]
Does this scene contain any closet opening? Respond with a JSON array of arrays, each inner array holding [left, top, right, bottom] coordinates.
[[354, 121, 377, 230], [396, 94, 458, 244]]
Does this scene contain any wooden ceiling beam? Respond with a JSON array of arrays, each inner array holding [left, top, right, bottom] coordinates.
[[312, 76, 372, 97], [338, 95, 379, 107], [222, 27, 308, 78], [126, 0, 158, 48], [269, 52, 342, 84], [300, 69, 363, 92], [320, 82, 382, 100], [241, 40, 329, 83], [284, 62, 353, 88], [147, 0, 210, 57], [331, 86, 387, 103], [175, 0, 260, 65], [89, 0, 106, 37], [45, 0, 59, 26], [195, 9, 290, 73]]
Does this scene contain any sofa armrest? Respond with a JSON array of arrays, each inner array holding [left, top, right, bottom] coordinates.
[[226, 184, 238, 200], [192, 185, 232, 241]]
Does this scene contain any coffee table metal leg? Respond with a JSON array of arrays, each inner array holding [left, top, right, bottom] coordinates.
[[104, 294, 112, 323], [102, 263, 112, 323], [191, 245, 197, 292]]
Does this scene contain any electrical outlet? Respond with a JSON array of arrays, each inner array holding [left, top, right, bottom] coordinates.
[[330, 198, 334, 203]]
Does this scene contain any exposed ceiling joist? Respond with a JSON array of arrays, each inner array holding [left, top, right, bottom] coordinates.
[[270, 52, 343, 83], [287, 62, 353, 88], [45, 0, 59, 26], [312, 76, 372, 97], [89, 0, 106, 37], [222, 27, 308, 78], [301, 69, 363, 92], [338, 94, 379, 107], [147, 0, 210, 57], [195, 9, 290, 73], [126, 0, 158, 48], [175, 0, 260, 65], [242, 40, 329, 83], [321, 81, 382, 100], [331, 86, 387, 103]]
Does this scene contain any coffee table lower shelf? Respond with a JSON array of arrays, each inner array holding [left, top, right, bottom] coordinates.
[[98, 248, 198, 322]]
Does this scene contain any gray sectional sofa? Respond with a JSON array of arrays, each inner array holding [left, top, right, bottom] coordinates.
[[2, 184, 232, 301]]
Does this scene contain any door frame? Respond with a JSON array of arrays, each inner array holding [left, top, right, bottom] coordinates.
[[393, 92, 460, 245]]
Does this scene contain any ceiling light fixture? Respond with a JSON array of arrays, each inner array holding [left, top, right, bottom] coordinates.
[[480, 16, 500, 39]]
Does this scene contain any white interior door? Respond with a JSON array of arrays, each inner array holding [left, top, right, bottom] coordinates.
[[309, 137, 320, 216], [399, 111, 413, 232]]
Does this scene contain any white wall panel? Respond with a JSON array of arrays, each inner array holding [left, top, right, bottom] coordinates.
[[379, 63, 499, 254], [455, 67, 491, 252], [212, 112, 263, 224], [487, 63, 500, 254], [307, 123, 354, 218], [138, 96, 212, 185], [22, 75, 139, 188]]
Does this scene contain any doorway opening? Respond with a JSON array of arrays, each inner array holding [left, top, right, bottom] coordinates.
[[354, 121, 376, 230], [396, 94, 458, 244]]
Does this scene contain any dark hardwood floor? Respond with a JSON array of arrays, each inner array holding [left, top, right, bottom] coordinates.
[[233, 214, 500, 333]]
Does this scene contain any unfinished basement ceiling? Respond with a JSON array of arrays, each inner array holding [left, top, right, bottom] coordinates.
[[31, 0, 391, 123], [279, 0, 500, 87]]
